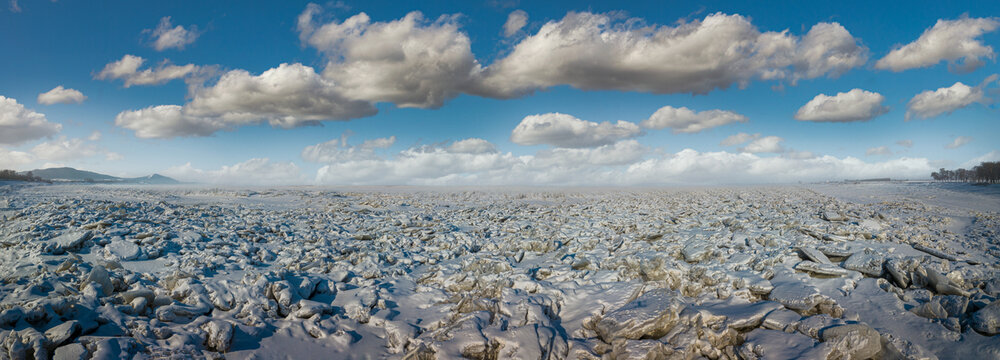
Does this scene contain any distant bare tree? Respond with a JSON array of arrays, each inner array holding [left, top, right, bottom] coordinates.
[[933, 162, 1000, 183]]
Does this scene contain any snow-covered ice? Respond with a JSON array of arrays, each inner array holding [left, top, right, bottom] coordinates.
[[0, 182, 998, 359]]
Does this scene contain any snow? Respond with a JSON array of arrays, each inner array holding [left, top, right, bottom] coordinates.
[[0, 182, 997, 358]]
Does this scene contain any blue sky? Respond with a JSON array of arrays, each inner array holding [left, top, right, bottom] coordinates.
[[1, 0, 998, 185]]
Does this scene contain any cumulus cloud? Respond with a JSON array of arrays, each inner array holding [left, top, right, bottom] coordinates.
[[163, 158, 305, 185], [896, 139, 913, 148], [0, 147, 33, 169], [740, 136, 784, 153], [794, 89, 889, 122], [875, 17, 1000, 72], [473, 12, 867, 98], [945, 136, 973, 149], [963, 150, 1000, 168], [448, 138, 496, 154], [299, 8, 480, 108], [640, 106, 747, 133], [308, 138, 649, 185], [0, 95, 61, 145], [623, 150, 935, 184], [148, 16, 200, 51], [533, 140, 648, 166], [503, 10, 528, 37], [866, 146, 892, 156], [115, 105, 223, 139], [301, 132, 396, 163], [905, 75, 995, 120], [314, 139, 523, 185], [185, 63, 377, 127], [30, 136, 101, 161], [307, 139, 938, 185], [116, 63, 378, 138], [95, 54, 202, 87], [510, 113, 641, 148], [720, 132, 759, 146], [793, 22, 871, 81], [37, 86, 86, 105]]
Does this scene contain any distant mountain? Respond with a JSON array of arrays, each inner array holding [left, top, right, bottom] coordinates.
[[22, 167, 180, 184], [124, 174, 180, 185]]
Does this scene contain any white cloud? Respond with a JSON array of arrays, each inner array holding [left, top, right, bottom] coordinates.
[[896, 139, 913, 148], [185, 63, 377, 127], [37, 86, 86, 105], [510, 113, 641, 148], [163, 158, 305, 185], [310, 138, 648, 185], [299, 9, 480, 108], [448, 138, 496, 154], [875, 17, 1000, 72], [0, 148, 33, 169], [149, 16, 200, 51], [794, 89, 889, 122], [116, 63, 378, 138], [0, 95, 61, 145], [740, 136, 784, 153], [30, 136, 100, 161], [640, 106, 747, 133], [95, 54, 201, 87], [314, 139, 523, 185], [307, 141, 939, 185], [503, 10, 528, 37], [905, 77, 993, 120], [792, 22, 870, 81], [963, 150, 1000, 167], [87, 131, 102, 141], [115, 105, 224, 139], [624, 150, 935, 184], [782, 150, 816, 160], [9, 0, 20, 13], [533, 140, 648, 166], [866, 146, 892, 156], [301, 132, 395, 163], [720, 132, 759, 146], [360, 136, 397, 150], [105, 152, 124, 161], [474, 12, 866, 97], [945, 136, 973, 149]]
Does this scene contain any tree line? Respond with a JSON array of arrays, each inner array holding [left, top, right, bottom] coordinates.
[[0, 169, 50, 183], [931, 162, 1000, 183]]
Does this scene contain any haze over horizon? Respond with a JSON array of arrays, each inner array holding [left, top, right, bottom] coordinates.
[[2, 0, 999, 186]]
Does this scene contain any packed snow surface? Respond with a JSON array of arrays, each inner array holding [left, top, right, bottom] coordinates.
[[0, 183, 998, 359]]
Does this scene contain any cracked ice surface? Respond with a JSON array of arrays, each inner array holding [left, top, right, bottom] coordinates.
[[0, 183, 998, 359]]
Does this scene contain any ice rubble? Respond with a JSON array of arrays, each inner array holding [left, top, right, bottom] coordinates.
[[0, 183, 998, 359]]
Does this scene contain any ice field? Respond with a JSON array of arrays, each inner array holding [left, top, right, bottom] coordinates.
[[0, 182, 998, 359]]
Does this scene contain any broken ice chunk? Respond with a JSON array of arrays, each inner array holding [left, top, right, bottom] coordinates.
[[738, 329, 832, 359], [104, 239, 141, 261], [822, 211, 847, 222], [842, 251, 884, 277], [819, 324, 882, 360], [971, 300, 1000, 335], [46, 231, 92, 254], [595, 288, 685, 341], [796, 247, 832, 264], [768, 282, 823, 312], [202, 320, 234, 352], [795, 261, 852, 277]]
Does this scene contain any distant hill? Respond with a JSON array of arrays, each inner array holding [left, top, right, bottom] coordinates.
[[22, 167, 180, 184]]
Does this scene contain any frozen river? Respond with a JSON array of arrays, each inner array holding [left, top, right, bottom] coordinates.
[[0, 182, 998, 359]]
